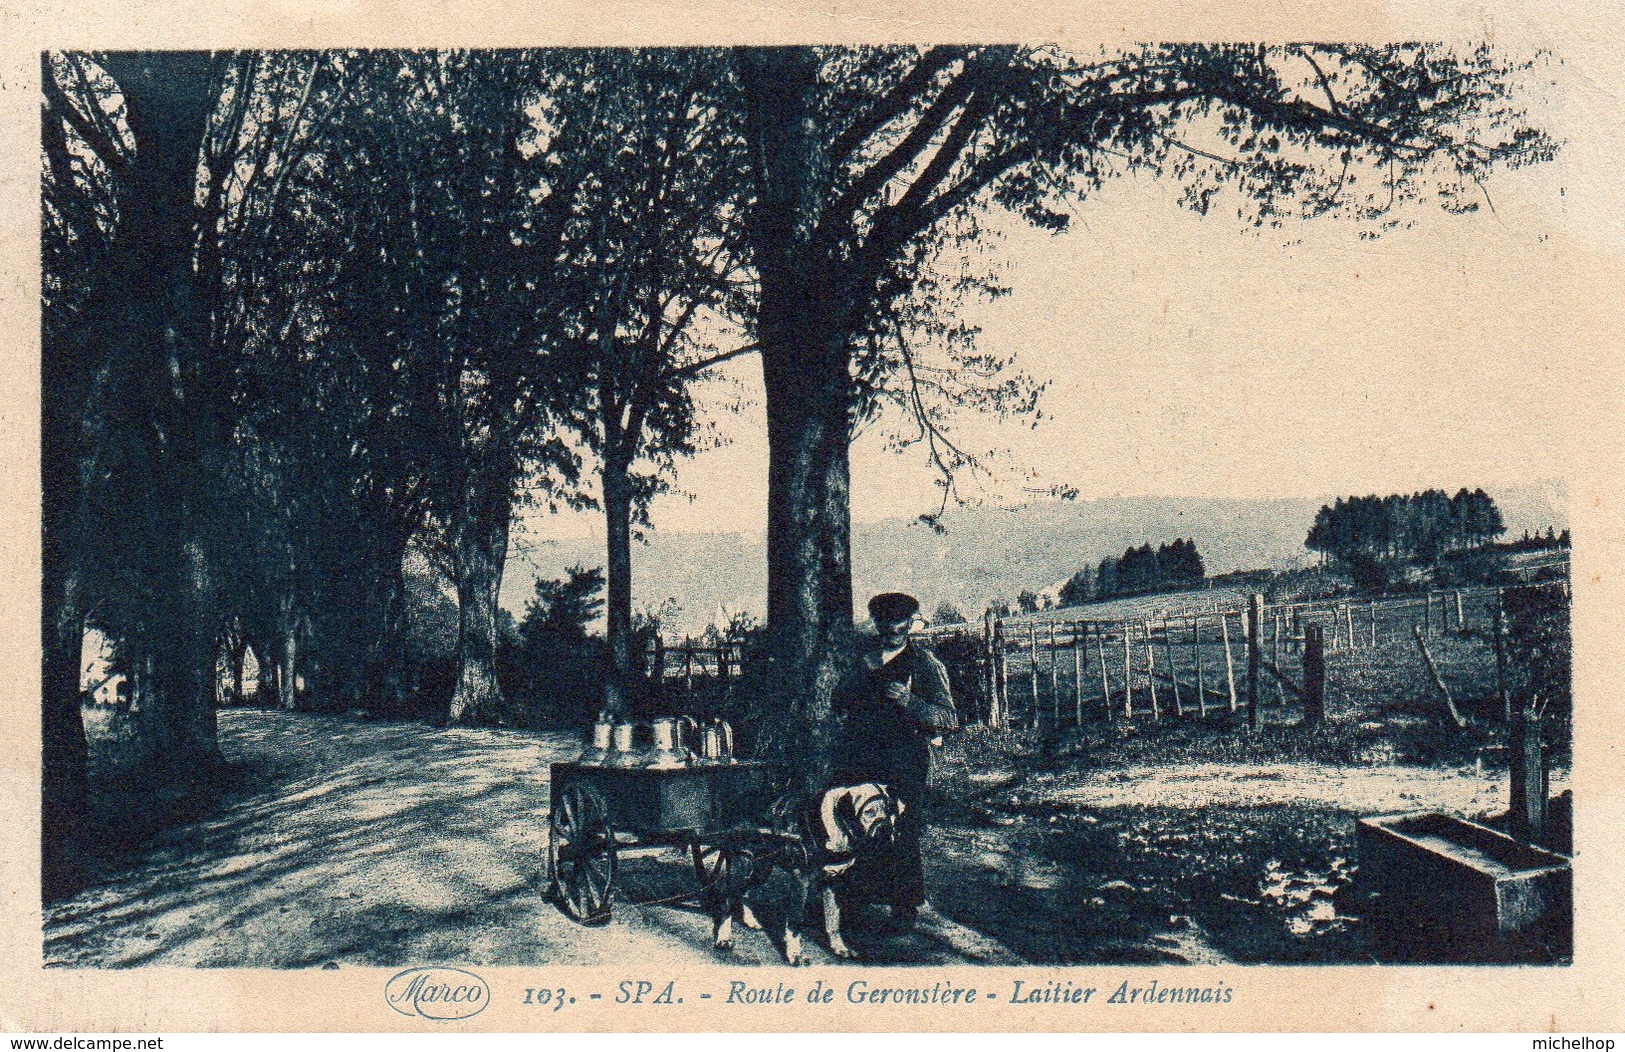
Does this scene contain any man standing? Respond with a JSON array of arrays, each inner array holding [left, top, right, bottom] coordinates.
[[834, 592, 958, 931]]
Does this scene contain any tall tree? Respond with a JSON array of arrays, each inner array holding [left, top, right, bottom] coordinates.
[[732, 45, 1553, 782], [1058, 569, 1094, 606], [390, 52, 602, 723], [1307, 488, 1505, 565], [555, 50, 754, 714], [41, 52, 231, 895], [240, 52, 457, 714]]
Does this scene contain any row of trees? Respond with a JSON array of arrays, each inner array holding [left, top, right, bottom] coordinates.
[[1058, 537, 1208, 605], [1305, 488, 1506, 565], [42, 51, 765, 895], [44, 45, 1552, 894]]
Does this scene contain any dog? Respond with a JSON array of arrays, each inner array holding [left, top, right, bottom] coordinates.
[[705, 782, 904, 964]]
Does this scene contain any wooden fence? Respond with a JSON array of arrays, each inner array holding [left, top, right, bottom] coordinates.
[[633, 578, 1567, 728], [928, 580, 1570, 731], [643, 638, 746, 700]]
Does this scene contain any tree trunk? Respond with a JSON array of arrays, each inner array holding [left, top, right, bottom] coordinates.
[[88, 54, 223, 777], [602, 454, 634, 716], [40, 548, 87, 902], [249, 638, 275, 706], [278, 625, 298, 712], [760, 326, 855, 792], [228, 628, 247, 706], [41, 50, 217, 895], [362, 561, 410, 714], [447, 471, 512, 724], [739, 50, 855, 792], [41, 135, 90, 895], [147, 540, 219, 767]]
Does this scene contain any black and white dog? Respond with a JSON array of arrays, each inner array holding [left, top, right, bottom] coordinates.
[[706, 782, 904, 964]]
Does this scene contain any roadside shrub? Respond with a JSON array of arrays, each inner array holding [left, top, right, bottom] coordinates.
[[1502, 584, 1571, 738], [925, 632, 989, 727]]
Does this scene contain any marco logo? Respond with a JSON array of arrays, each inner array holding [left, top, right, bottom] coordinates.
[[385, 967, 491, 1021]]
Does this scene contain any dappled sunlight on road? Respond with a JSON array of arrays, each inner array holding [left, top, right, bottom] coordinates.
[[49, 712, 729, 967], [46, 710, 1015, 969]]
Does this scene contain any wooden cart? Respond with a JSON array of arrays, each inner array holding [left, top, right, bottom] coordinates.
[[546, 759, 775, 924]]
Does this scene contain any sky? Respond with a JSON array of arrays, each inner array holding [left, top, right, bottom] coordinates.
[[515, 41, 1619, 552]]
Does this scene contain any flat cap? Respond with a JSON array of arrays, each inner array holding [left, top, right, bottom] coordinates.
[[867, 592, 920, 625]]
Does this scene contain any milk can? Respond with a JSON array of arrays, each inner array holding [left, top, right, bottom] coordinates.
[[579, 714, 614, 765], [697, 718, 734, 763], [605, 721, 642, 767], [649, 716, 695, 768]]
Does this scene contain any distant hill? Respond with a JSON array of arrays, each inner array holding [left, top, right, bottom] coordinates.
[[504, 481, 1568, 635]]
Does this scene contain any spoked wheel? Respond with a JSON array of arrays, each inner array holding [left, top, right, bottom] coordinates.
[[767, 793, 811, 871], [691, 836, 754, 903], [550, 783, 616, 925]]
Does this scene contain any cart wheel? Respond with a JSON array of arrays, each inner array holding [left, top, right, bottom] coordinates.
[[692, 838, 753, 900], [550, 784, 616, 925], [768, 793, 811, 871]]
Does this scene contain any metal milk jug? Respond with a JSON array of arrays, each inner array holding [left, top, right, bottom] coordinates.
[[649, 716, 694, 768], [699, 718, 734, 763], [605, 721, 641, 767], [580, 714, 613, 765]]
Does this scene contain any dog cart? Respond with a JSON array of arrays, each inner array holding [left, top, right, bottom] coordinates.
[[546, 759, 781, 924]]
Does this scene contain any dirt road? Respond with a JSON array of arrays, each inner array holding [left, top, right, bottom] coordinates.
[[46, 711, 1019, 968]]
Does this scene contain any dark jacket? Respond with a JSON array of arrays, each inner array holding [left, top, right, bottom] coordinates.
[[831, 636, 957, 909], [844, 636, 959, 733]]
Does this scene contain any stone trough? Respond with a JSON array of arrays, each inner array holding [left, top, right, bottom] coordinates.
[[1355, 811, 1571, 961]]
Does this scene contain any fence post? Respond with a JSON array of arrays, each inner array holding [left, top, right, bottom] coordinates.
[[992, 620, 1008, 729], [982, 609, 996, 728], [1096, 626, 1110, 718], [1028, 623, 1040, 729], [1369, 600, 1377, 648], [1493, 602, 1511, 723], [1272, 608, 1284, 705], [995, 629, 1006, 730], [1162, 618, 1181, 715], [1144, 621, 1161, 721], [1424, 592, 1433, 637], [1508, 688, 1547, 844], [1192, 615, 1206, 717], [1247, 594, 1263, 731], [1049, 622, 1060, 723], [1072, 622, 1083, 726], [1122, 621, 1133, 718], [1302, 623, 1326, 726], [1454, 590, 1465, 632], [1344, 604, 1356, 652], [1220, 612, 1238, 712]]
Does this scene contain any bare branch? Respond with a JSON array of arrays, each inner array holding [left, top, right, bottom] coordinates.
[[825, 48, 961, 167], [661, 342, 761, 382], [43, 56, 129, 173]]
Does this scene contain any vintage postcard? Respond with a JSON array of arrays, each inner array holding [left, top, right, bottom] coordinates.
[[2, 0, 1623, 1035]]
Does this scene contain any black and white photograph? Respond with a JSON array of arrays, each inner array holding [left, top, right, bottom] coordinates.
[[14, 4, 1624, 1033]]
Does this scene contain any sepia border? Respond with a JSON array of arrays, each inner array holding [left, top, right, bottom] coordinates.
[[2, 0, 1623, 1033]]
